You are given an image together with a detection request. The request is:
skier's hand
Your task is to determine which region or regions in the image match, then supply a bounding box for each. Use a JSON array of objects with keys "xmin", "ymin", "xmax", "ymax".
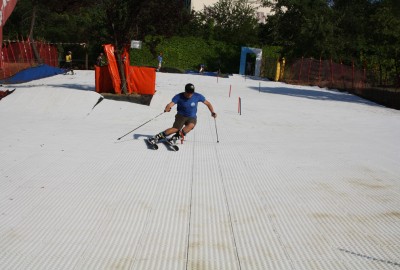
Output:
[
  {"xmin": 164, "ymin": 102, "xmax": 175, "ymax": 112},
  {"xmin": 211, "ymin": 112, "xmax": 217, "ymax": 118}
]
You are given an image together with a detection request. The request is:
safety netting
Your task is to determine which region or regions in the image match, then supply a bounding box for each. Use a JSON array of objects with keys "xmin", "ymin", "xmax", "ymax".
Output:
[{"xmin": 1, "ymin": 39, "xmax": 59, "ymax": 80}]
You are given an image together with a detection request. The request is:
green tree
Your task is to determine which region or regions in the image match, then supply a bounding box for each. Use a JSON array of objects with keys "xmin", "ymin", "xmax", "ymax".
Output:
[
  {"xmin": 203, "ymin": 0, "xmax": 259, "ymax": 46},
  {"xmin": 262, "ymin": 0, "xmax": 335, "ymax": 58},
  {"xmin": 98, "ymin": 0, "xmax": 192, "ymax": 94},
  {"xmin": 4, "ymin": 0, "xmax": 100, "ymax": 66},
  {"xmin": 367, "ymin": 0, "xmax": 400, "ymax": 85},
  {"xmin": 331, "ymin": 0, "xmax": 373, "ymax": 63},
  {"xmin": 131, "ymin": 0, "xmax": 192, "ymax": 40}
]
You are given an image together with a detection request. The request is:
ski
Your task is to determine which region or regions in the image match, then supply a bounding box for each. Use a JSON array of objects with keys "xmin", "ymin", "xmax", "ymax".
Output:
[
  {"xmin": 145, "ymin": 138, "xmax": 159, "ymax": 150},
  {"xmin": 163, "ymin": 140, "xmax": 179, "ymax": 151},
  {"xmin": 145, "ymin": 138, "xmax": 179, "ymax": 151}
]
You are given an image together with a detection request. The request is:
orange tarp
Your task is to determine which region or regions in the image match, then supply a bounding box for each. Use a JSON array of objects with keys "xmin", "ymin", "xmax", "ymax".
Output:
[
  {"xmin": 95, "ymin": 65, "xmax": 114, "ymax": 93},
  {"xmin": 130, "ymin": 66, "xmax": 156, "ymax": 95},
  {"xmin": 123, "ymin": 48, "xmax": 156, "ymax": 95},
  {"xmin": 95, "ymin": 45, "xmax": 156, "ymax": 96},
  {"xmin": 103, "ymin": 44, "xmax": 121, "ymax": 94}
]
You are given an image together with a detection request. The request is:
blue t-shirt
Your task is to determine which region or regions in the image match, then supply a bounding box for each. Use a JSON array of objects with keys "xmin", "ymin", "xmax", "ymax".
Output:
[{"xmin": 172, "ymin": 92, "xmax": 206, "ymax": 118}]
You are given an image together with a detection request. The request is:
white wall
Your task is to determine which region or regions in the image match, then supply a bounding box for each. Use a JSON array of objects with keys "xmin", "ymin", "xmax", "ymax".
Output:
[{"xmin": 190, "ymin": 0, "xmax": 218, "ymax": 11}]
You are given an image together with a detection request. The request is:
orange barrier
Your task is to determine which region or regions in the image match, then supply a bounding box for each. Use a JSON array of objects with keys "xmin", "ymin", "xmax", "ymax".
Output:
[
  {"xmin": 123, "ymin": 48, "xmax": 156, "ymax": 95},
  {"xmin": 95, "ymin": 65, "xmax": 114, "ymax": 93},
  {"xmin": 95, "ymin": 44, "xmax": 156, "ymax": 96},
  {"xmin": 103, "ymin": 44, "xmax": 121, "ymax": 94},
  {"xmin": 127, "ymin": 66, "xmax": 156, "ymax": 95}
]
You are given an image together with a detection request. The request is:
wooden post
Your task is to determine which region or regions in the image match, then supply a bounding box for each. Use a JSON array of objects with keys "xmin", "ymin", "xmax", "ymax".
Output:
[
  {"xmin": 299, "ymin": 56, "xmax": 304, "ymax": 82},
  {"xmin": 352, "ymin": 60, "xmax": 355, "ymax": 90},
  {"xmin": 318, "ymin": 57, "xmax": 322, "ymax": 85}
]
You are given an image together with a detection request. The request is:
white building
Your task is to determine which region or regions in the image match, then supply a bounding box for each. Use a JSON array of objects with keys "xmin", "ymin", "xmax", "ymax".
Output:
[{"xmin": 187, "ymin": 0, "xmax": 274, "ymax": 24}]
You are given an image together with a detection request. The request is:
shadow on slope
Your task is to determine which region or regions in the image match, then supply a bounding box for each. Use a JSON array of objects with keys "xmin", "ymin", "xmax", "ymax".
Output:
[
  {"xmin": 251, "ymin": 85, "xmax": 378, "ymax": 107},
  {"xmin": 47, "ymin": 83, "xmax": 95, "ymax": 91},
  {"xmin": 14, "ymin": 83, "xmax": 95, "ymax": 92},
  {"xmin": 36, "ymin": 83, "xmax": 152, "ymax": 106}
]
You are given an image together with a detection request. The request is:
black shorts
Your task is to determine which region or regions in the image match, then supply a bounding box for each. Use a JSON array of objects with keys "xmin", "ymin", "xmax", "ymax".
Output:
[{"xmin": 172, "ymin": 114, "xmax": 197, "ymax": 130}]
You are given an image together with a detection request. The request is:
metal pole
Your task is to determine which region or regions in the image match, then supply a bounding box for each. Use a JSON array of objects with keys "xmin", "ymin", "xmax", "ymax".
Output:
[
  {"xmin": 116, "ymin": 112, "xmax": 164, "ymax": 140},
  {"xmin": 214, "ymin": 118, "xmax": 219, "ymax": 143}
]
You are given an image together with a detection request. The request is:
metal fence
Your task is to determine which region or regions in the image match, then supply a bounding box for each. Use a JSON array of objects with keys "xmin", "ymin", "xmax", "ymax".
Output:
[{"xmin": 262, "ymin": 56, "xmax": 400, "ymax": 109}]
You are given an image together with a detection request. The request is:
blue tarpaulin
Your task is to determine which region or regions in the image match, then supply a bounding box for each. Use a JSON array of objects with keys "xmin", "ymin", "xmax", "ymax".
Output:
[{"xmin": 0, "ymin": 64, "xmax": 65, "ymax": 84}]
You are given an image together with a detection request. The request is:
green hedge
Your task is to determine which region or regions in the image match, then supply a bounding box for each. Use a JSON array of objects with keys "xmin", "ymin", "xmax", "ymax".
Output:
[
  {"xmin": 130, "ymin": 36, "xmax": 241, "ymax": 74},
  {"xmin": 130, "ymin": 36, "xmax": 282, "ymax": 76},
  {"xmin": 129, "ymin": 45, "xmax": 154, "ymax": 68},
  {"xmin": 261, "ymin": 45, "xmax": 282, "ymax": 79}
]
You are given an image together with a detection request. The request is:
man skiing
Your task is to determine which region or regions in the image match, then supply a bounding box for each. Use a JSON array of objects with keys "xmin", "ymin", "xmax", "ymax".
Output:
[
  {"xmin": 65, "ymin": 51, "xmax": 74, "ymax": 75},
  {"xmin": 149, "ymin": 83, "xmax": 217, "ymax": 146},
  {"xmin": 157, "ymin": 52, "xmax": 163, "ymax": 71}
]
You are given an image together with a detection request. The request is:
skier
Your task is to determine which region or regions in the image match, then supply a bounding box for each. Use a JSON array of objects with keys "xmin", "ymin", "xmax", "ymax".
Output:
[
  {"xmin": 96, "ymin": 53, "xmax": 107, "ymax": 66},
  {"xmin": 199, "ymin": 64, "xmax": 205, "ymax": 73},
  {"xmin": 148, "ymin": 83, "xmax": 217, "ymax": 146},
  {"xmin": 65, "ymin": 51, "xmax": 74, "ymax": 75},
  {"xmin": 157, "ymin": 52, "xmax": 163, "ymax": 71}
]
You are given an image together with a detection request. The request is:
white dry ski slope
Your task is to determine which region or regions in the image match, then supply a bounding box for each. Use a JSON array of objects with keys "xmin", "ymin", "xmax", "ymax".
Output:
[{"xmin": 0, "ymin": 70, "xmax": 400, "ymax": 270}]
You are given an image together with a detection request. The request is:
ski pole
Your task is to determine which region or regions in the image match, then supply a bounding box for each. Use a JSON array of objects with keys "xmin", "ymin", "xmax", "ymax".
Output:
[
  {"xmin": 214, "ymin": 118, "xmax": 219, "ymax": 143},
  {"xmin": 117, "ymin": 112, "xmax": 165, "ymax": 140}
]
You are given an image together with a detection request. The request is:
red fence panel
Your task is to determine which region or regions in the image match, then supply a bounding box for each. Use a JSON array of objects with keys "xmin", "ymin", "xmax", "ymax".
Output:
[
  {"xmin": 274, "ymin": 56, "xmax": 399, "ymax": 109},
  {"xmin": 0, "ymin": 40, "xmax": 59, "ymax": 80},
  {"xmin": 281, "ymin": 57, "xmax": 368, "ymax": 92}
]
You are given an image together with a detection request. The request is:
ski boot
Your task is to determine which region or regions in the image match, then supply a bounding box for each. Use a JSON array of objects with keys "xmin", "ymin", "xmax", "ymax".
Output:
[
  {"xmin": 147, "ymin": 132, "xmax": 166, "ymax": 149},
  {"xmin": 168, "ymin": 130, "xmax": 184, "ymax": 145}
]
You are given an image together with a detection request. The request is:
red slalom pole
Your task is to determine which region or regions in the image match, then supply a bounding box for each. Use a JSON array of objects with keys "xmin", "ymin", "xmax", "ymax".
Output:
[
  {"xmin": 238, "ymin": 97, "xmax": 241, "ymax": 115},
  {"xmin": 229, "ymin": 85, "xmax": 232, "ymax": 97}
]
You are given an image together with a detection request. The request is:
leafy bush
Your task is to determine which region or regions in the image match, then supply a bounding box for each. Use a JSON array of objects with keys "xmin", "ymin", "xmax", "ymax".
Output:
[
  {"xmin": 261, "ymin": 45, "xmax": 281, "ymax": 79},
  {"xmin": 130, "ymin": 36, "xmax": 241, "ymax": 74},
  {"xmin": 130, "ymin": 45, "xmax": 155, "ymax": 67}
]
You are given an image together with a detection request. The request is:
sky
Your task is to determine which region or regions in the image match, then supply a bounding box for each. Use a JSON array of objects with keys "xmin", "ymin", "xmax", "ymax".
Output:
[{"xmin": 0, "ymin": 70, "xmax": 400, "ymax": 269}]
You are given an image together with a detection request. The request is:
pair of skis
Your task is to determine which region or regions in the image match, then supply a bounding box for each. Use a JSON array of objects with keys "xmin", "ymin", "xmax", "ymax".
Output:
[{"xmin": 146, "ymin": 138, "xmax": 179, "ymax": 151}]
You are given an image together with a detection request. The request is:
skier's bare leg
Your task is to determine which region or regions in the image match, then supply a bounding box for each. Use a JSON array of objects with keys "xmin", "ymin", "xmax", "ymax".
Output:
[
  {"xmin": 164, "ymin": 127, "xmax": 179, "ymax": 136},
  {"xmin": 182, "ymin": 123, "xmax": 195, "ymax": 135}
]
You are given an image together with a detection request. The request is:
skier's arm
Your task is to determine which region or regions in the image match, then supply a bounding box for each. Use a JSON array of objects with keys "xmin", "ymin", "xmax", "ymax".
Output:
[
  {"xmin": 164, "ymin": 101, "xmax": 175, "ymax": 112},
  {"xmin": 204, "ymin": 100, "xmax": 217, "ymax": 118}
]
